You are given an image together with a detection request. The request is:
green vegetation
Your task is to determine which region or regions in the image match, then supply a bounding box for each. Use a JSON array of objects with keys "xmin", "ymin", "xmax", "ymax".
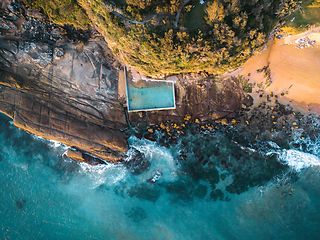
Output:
[
  {"xmin": 239, "ymin": 76, "xmax": 255, "ymax": 93},
  {"xmin": 309, "ymin": 0, "xmax": 320, "ymax": 7},
  {"xmin": 24, "ymin": 0, "xmax": 299, "ymax": 76},
  {"xmin": 283, "ymin": 0, "xmax": 320, "ymax": 34},
  {"xmin": 78, "ymin": 0, "xmax": 298, "ymax": 76},
  {"xmin": 23, "ymin": 0, "xmax": 91, "ymax": 29}
]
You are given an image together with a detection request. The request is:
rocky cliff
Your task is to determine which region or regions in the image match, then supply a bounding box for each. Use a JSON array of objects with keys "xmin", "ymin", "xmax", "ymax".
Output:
[
  {"xmin": 0, "ymin": 1, "xmax": 129, "ymax": 162},
  {"xmin": 0, "ymin": 1, "xmax": 252, "ymax": 164}
]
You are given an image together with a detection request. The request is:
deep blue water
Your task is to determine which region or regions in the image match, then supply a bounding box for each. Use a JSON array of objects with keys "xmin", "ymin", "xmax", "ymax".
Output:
[{"xmin": 1, "ymin": 113, "xmax": 320, "ymax": 240}]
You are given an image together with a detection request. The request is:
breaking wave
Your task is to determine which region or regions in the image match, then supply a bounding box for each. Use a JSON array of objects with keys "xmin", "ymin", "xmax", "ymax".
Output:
[{"xmin": 280, "ymin": 149, "xmax": 320, "ymax": 171}]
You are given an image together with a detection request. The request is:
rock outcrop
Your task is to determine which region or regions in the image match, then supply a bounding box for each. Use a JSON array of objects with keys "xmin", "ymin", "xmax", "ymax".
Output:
[
  {"xmin": 127, "ymin": 73, "xmax": 249, "ymax": 127},
  {"xmin": 0, "ymin": 1, "xmax": 250, "ymax": 163},
  {"xmin": 0, "ymin": 2, "xmax": 129, "ymax": 162}
]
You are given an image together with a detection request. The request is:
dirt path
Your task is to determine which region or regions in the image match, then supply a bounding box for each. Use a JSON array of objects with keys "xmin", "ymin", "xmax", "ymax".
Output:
[{"xmin": 174, "ymin": 0, "xmax": 191, "ymax": 28}]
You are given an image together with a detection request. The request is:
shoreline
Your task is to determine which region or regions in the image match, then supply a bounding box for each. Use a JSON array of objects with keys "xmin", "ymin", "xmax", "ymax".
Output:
[
  {"xmin": 237, "ymin": 27, "xmax": 320, "ymax": 116},
  {"xmin": 1, "ymin": 1, "xmax": 320, "ymax": 164}
]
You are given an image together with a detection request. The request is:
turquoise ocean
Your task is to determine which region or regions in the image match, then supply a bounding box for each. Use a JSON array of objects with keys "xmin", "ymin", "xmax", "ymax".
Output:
[{"xmin": 1, "ymin": 113, "xmax": 320, "ymax": 240}]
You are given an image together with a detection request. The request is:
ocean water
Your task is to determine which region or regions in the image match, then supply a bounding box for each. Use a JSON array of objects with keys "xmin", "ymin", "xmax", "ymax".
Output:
[{"xmin": 1, "ymin": 113, "xmax": 320, "ymax": 240}]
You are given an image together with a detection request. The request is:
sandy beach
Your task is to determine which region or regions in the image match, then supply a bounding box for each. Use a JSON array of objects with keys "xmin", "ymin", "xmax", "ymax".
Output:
[{"xmin": 238, "ymin": 27, "xmax": 320, "ymax": 114}]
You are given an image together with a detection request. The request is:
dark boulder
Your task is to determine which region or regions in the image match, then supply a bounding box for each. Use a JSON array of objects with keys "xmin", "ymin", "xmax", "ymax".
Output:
[{"xmin": 124, "ymin": 148, "xmax": 150, "ymax": 175}]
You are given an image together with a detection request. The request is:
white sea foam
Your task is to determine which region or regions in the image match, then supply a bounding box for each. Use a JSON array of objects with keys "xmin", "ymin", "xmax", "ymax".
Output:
[
  {"xmin": 31, "ymin": 133, "xmax": 45, "ymax": 140},
  {"xmin": 48, "ymin": 139, "xmax": 63, "ymax": 148},
  {"xmin": 29, "ymin": 133, "xmax": 68, "ymax": 149},
  {"xmin": 268, "ymin": 141, "xmax": 280, "ymax": 149},
  {"xmin": 78, "ymin": 162, "xmax": 128, "ymax": 188},
  {"xmin": 280, "ymin": 149, "xmax": 320, "ymax": 171},
  {"xmin": 66, "ymin": 135, "xmax": 180, "ymax": 189},
  {"xmin": 127, "ymin": 136, "xmax": 179, "ymax": 182},
  {"xmin": 78, "ymin": 161, "xmax": 114, "ymax": 174}
]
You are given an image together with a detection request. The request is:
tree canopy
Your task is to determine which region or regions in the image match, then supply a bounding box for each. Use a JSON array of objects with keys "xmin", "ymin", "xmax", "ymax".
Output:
[{"xmin": 24, "ymin": 0, "xmax": 299, "ymax": 77}]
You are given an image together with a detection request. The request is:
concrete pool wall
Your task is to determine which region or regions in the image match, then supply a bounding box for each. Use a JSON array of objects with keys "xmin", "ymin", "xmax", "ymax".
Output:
[{"xmin": 125, "ymin": 68, "xmax": 176, "ymax": 112}]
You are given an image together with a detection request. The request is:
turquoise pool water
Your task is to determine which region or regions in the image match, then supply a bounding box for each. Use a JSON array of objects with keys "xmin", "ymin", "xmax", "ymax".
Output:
[{"xmin": 126, "ymin": 80, "xmax": 175, "ymax": 111}]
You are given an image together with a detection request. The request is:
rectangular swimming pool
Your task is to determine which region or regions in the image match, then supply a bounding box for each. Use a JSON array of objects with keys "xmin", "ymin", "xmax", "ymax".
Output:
[{"xmin": 126, "ymin": 79, "xmax": 176, "ymax": 112}]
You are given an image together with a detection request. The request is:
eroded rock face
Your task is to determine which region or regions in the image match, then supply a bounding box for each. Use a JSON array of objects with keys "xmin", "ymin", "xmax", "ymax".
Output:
[{"xmin": 0, "ymin": 2, "xmax": 129, "ymax": 162}]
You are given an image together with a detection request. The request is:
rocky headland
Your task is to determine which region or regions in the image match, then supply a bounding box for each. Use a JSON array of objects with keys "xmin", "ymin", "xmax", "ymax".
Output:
[
  {"xmin": 0, "ymin": 1, "xmax": 129, "ymax": 163},
  {"xmin": 1, "ymin": 1, "xmax": 320, "ymax": 167},
  {"xmin": 0, "ymin": 1, "xmax": 251, "ymax": 163}
]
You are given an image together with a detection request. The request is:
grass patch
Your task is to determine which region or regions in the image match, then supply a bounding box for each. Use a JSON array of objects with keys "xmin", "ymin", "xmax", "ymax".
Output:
[
  {"xmin": 239, "ymin": 75, "xmax": 255, "ymax": 94},
  {"xmin": 184, "ymin": 2, "xmax": 206, "ymax": 32},
  {"xmin": 284, "ymin": 0, "xmax": 320, "ymax": 33}
]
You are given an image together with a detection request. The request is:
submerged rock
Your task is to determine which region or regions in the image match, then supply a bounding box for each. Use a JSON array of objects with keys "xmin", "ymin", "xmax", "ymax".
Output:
[
  {"xmin": 210, "ymin": 189, "xmax": 224, "ymax": 201},
  {"xmin": 128, "ymin": 183, "xmax": 161, "ymax": 203},
  {"xmin": 194, "ymin": 184, "xmax": 208, "ymax": 199},
  {"xmin": 125, "ymin": 207, "xmax": 147, "ymax": 222},
  {"xmin": 124, "ymin": 148, "xmax": 150, "ymax": 175},
  {"xmin": 15, "ymin": 199, "xmax": 26, "ymax": 209}
]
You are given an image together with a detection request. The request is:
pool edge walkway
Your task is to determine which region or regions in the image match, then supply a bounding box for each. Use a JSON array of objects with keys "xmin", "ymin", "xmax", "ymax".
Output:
[{"xmin": 124, "ymin": 66, "xmax": 176, "ymax": 112}]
